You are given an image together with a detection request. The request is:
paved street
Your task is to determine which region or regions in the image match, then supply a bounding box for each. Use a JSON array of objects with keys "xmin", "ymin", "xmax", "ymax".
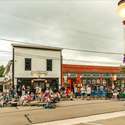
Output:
[{"xmin": 0, "ymin": 100, "xmax": 125, "ymax": 125}]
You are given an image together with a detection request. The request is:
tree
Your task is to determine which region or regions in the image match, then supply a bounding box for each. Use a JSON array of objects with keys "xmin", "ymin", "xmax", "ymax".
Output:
[{"xmin": 0, "ymin": 65, "xmax": 5, "ymax": 77}]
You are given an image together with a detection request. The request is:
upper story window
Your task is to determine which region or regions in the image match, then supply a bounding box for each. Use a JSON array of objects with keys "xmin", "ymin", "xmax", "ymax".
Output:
[
  {"xmin": 46, "ymin": 59, "xmax": 52, "ymax": 71},
  {"xmin": 25, "ymin": 58, "xmax": 31, "ymax": 71}
]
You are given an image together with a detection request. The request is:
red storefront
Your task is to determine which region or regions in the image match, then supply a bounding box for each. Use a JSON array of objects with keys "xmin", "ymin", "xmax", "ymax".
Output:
[{"xmin": 62, "ymin": 64, "xmax": 124, "ymax": 91}]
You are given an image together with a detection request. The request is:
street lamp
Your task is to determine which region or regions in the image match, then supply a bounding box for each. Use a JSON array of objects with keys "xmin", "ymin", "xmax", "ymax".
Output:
[
  {"xmin": 117, "ymin": 0, "xmax": 125, "ymax": 18},
  {"xmin": 117, "ymin": 0, "xmax": 125, "ymax": 70}
]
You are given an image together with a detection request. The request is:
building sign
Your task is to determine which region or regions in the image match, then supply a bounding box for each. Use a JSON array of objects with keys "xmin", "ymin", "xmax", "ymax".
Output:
[{"xmin": 31, "ymin": 71, "xmax": 48, "ymax": 77}]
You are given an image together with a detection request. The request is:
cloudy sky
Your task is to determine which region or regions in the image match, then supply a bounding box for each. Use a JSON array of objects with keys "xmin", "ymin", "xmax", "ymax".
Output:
[{"xmin": 0, "ymin": 0, "xmax": 124, "ymax": 66}]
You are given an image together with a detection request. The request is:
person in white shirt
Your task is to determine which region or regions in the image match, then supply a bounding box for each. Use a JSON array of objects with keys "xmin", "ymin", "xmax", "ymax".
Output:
[
  {"xmin": 81, "ymin": 85, "xmax": 86, "ymax": 99},
  {"xmin": 86, "ymin": 85, "xmax": 91, "ymax": 100}
]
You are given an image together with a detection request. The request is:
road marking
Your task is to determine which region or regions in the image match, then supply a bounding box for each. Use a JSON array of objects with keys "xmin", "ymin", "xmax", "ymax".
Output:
[{"xmin": 33, "ymin": 111, "xmax": 125, "ymax": 125}]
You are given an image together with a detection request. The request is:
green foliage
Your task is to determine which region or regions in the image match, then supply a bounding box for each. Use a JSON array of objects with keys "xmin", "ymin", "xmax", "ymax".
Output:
[{"xmin": 0, "ymin": 65, "xmax": 5, "ymax": 77}]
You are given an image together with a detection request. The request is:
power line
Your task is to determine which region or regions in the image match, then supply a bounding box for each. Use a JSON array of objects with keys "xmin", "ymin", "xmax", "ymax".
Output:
[
  {"xmin": 0, "ymin": 52, "xmax": 121, "ymax": 66},
  {"xmin": 0, "ymin": 38, "xmax": 123, "ymax": 55},
  {"xmin": 0, "ymin": 55, "xmax": 121, "ymax": 66},
  {"xmin": 63, "ymin": 48, "xmax": 123, "ymax": 55},
  {"xmin": 0, "ymin": 49, "xmax": 121, "ymax": 65},
  {"xmin": 0, "ymin": 50, "xmax": 11, "ymax": 53}
]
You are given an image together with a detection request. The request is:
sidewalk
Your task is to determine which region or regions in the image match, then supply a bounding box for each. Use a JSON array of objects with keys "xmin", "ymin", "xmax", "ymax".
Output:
[
  {"xmin": 57, "ymin": 99, "xmax": 111, "ymax": 107},
  {"xmin": 0, "ymin": 99, "xmax": 113, "ymax": 114}
]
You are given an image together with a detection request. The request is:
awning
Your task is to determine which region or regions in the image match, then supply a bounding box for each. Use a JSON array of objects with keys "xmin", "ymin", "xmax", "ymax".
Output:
[{"xmin": 32, "ymin": 79, "xmax": 46, "ymax": 82}]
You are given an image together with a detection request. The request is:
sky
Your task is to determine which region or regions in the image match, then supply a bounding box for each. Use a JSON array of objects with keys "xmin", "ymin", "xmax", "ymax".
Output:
[{"xmin": 0, "ymin": 0, "xmax": 124, "ymax": 66}]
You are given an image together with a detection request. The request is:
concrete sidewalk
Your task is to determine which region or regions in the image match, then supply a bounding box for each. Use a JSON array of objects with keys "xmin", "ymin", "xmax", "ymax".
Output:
[
  {"xmin": 0, "ymin": 99, "xmax": 111, "ymax": 114},
  {"xmin": 57, "ymin": 99, "xmax": 111, "ymax": 107}
]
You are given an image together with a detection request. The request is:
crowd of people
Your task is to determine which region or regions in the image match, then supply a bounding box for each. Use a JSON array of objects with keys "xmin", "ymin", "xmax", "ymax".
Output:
[
  {"xmin": 0, "ymin": 83, "xmax": 125, "ymax": 108},
  {"xmin": 0, "ymin": 85, "xmax": 61, "ymax": 108},
  {"xmin": 60, "ymin": 83, "xmax": 125, "ymax": 100}
]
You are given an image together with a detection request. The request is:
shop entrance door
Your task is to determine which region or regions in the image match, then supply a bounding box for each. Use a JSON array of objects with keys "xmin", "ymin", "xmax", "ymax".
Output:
[{"xmin": 32, "ymin": 79, "xmax": 46, "ymax": 92}]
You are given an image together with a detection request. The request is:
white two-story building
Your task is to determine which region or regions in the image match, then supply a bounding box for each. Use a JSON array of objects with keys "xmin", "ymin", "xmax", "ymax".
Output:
[{"xmin": 12, "ymin": 44, "xmax": 62, "ymax": 92}]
